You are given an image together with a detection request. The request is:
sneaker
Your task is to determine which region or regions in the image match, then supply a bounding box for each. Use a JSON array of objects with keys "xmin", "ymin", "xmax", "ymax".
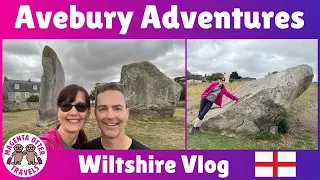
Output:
[
  {"xmin": 195, "ymin": 127, "xmax": 201, "ymax": 133},
  {"xmin": 189, "ymin": 127, "xmax": 197, "ymax": 135}
]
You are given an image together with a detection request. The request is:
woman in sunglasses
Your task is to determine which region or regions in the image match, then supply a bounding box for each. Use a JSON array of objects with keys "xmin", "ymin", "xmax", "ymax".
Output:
[
  {"xmin": 189, "ymin": 76, "xmax": 239, "ymax": 135},
  {"xmin": 39, "ymin": 84, "xmax": 91, "ymax": 150}
]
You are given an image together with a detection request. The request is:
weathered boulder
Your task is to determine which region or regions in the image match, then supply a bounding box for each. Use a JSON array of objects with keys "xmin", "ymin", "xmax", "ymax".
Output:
[
  {"xmin": 37, "ymin": 45, "xmax": 65, "ymax": 127},
  {"xmin": 119, "ymin": 61, "xmax": 182, "ymax": 118},
  {"xmin": 200, "ymin": 64, "xmax": 314, "ymax": 133}
]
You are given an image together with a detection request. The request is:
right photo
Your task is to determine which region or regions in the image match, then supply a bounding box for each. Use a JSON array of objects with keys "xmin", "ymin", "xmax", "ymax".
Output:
[{"xmin": 187, "ymin": 39, "xmax": 318, "ymax": 150}]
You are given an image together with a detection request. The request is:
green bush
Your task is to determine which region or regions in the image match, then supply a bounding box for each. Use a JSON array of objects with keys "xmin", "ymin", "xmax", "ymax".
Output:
[
  {"xmin": 174, "ymin": 76, "xmax": 185, "ymax": 101},
  {"xmin": 249, "ymin": 132, "xmax": 281, "ymax": 141},
  {"xmin": 27, "ymin": 94, "xmax": 39, "ymax": 102},
  {"xmin": 179, "ymin": 83, "xmax": 185, "ymax": 101},
  {"xmin": 278, "ymin": 119, "xmax": 289, "ymax": 134}
]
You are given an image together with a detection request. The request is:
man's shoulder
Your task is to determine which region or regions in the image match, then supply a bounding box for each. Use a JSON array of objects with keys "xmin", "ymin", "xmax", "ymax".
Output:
[
  {"xmin": 80, "ymin": 137, "xmax": 103, "ymax": 149},
  {"xmin": 130, "ymin": 139, "xmax": 151, "ymax": 150}
]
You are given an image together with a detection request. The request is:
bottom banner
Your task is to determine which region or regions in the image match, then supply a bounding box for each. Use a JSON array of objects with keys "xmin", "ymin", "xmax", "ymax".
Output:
[{"xmin": 1, "ymin": 150, "xmax": 319, "ymax": 179}]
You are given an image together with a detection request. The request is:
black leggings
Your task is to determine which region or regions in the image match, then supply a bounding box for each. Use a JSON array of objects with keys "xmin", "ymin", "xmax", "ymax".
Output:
[{"xmin": 198, "ymin": 98, "xmax": 214, "ymax": 120}]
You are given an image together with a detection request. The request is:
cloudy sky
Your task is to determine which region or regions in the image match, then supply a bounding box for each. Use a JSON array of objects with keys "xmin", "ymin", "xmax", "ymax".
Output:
[
  {"xmin": 3, "ymin": 39, "xmax": 185, "ymax": 91},
  {"xmin": 188, "ymin": 39, "xmax": 318, "ymax": 82}
]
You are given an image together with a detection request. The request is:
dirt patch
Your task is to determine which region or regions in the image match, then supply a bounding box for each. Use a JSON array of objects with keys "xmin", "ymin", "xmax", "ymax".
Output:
[
  {"xmin": 286, "ymin": 104, "xmax": 318, "ymax": 148},
  {"xmin": 296, "ymin": 105, "xmax": 318, "ymax": 138},
  {"xmin": 187, "ymin": 107, "xmax": 197, "ymax": 124}
]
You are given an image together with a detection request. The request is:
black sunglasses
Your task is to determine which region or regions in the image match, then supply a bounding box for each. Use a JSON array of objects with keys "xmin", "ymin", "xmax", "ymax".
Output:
[{"xmin": 58, "ymin": 102, "xmax": 88, "ymax": 112}]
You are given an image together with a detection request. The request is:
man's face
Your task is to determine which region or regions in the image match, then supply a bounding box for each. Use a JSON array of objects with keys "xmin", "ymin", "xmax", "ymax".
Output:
[{"xmin": 95, "ymin": 90, "xmax": 129, "ymax": 139}]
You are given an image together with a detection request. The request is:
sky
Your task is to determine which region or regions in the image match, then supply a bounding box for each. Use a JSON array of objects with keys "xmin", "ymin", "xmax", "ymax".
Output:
[
  {"xmin": 3, "ymin": 39, "xmax": 185, "ymax": 91},
  {"xmin": 187, "ymin": 39, "xmax": 318, "ymax": 82}
]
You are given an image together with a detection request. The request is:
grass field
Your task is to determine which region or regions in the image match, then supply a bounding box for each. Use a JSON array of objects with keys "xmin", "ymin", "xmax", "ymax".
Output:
[
  {"xmin": 2, "ymin": 107, "xmax": 185, "ymax": 150},
  {"xmin": 187, "ymin": 81, "xmax": 318, "ymax": 150}
]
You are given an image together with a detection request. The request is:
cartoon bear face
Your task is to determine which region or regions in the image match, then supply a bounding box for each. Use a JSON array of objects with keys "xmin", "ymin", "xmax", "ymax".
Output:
[
  {"xmin": 13, "ymin": 144, "xmax": 24, "ymax": 152},
  {"xmin": 25, "ymin": 144, "xmax": 36, "ymax": 152}
]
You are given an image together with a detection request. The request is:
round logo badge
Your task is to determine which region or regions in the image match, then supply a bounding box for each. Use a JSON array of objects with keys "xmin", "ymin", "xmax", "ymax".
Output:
[{"xmin": 2, "ymin": 133, "xmax": 47, "ymax": 178}]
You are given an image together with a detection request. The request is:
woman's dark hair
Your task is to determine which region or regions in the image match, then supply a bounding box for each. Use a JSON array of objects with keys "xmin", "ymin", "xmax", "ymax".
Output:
[{"xmin": 56, "ymin": 84, "xmax": 91, "ymax": 149}]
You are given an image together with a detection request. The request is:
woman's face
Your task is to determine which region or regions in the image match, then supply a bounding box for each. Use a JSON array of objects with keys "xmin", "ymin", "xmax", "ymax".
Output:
[
  {"xmin": 57, "ymin": 91, "xmax": 89, "ymax": 133},
  {"xmin": 219, "ymin": 78, "xmax": 225, "ymax": 85}
]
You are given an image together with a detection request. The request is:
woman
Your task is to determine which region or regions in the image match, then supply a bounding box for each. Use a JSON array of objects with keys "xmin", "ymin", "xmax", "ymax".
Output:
[
  {"xmin": 39, "ymin": 84, "xmax": 91, "ymax": 150},
  {"xmin": 189, "ymin": 76, "xmax": 239, "ymax": 135}
]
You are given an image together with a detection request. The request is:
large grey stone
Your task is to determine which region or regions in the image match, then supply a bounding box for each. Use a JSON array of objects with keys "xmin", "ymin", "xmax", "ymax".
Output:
[
  {"xmin": 37, "ymin": 46, "xmax": 65, "ymax": 127},
  {"xmin": 200, "ymin": 64, "xmax": 314, "ymax": 133},
  {"xmin": 119, "ymin": 61, "xmax": 182, "ymax": 118}
]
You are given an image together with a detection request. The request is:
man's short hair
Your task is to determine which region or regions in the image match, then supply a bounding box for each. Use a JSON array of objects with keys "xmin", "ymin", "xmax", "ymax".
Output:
[{"xmin": 95, "ymin": 82, "xmax": 127, "ymax": 108}]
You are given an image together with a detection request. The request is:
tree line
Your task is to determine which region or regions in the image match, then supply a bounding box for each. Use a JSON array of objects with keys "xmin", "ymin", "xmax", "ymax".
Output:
[
  {"xmin": 187, "ymin": 70, "xmax": 242, "ymax": 82},
  {"xmin": 187, "ymin": 70, "xmax": 278, "ymax": 82},
  {"xmin": 88, "ymin": 70, "xmax": 278, "ymax": 103}
]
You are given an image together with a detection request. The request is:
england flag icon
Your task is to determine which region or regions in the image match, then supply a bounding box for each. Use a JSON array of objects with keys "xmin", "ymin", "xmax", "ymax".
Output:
[{"xmin": 255, "ymin": 151, "xmax": 296, "ymax": 177}]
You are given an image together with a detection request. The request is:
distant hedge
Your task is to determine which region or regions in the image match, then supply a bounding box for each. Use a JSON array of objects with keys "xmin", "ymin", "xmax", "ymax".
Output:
[{"xmin": 27, "ymin": 94, "xmax": 39, "ymax": 102}]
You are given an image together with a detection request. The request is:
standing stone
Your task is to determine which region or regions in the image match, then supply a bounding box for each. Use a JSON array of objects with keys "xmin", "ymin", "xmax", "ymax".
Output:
[
  {"xmin": 120, "ymin": 61, "xmax": 182, "ymax": 118},
  {"xmin": 199, "ymin": 64, "xmax": 314, "ymax": 134},
  {"xmin": 37, "ymin": 46, "xmax": 65, "ymax": 127}
]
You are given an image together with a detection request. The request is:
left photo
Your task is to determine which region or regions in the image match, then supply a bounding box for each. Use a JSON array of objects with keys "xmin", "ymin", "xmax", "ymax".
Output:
[{"xmin": 2, "ymin": 39, "xmax": 186, "ymax": 150}]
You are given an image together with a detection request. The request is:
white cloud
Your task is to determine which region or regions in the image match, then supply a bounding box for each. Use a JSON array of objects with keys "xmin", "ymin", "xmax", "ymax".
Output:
[
  {"xmin": 188, "ymin": 39, "xmax": 318, "ymax": 81},
  {"xmin": 3, "ymin": 39, "xmax": 185, "ymax": 91}
]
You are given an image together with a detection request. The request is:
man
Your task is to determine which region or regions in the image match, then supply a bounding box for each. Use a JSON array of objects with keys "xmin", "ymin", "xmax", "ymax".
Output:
[{"xmin": 81, "ymin": 82, "xmax": 150, "ymax": 150}]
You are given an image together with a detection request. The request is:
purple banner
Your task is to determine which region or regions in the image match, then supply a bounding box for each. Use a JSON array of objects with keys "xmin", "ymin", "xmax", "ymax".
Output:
[{"xmin": 0, "ymin": 150, "xmax": 319, "ymax": 179}]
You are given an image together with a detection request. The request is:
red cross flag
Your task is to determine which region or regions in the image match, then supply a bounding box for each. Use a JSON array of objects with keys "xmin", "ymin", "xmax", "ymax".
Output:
[{"xmin": 255, "ymin": 151, "xmax": 296, "ymax": 177}]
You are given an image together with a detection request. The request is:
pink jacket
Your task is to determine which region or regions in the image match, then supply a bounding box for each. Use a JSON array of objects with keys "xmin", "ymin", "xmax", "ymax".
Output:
[
  {"xmin": 201, "ymin": 81, "xmax": 239, "ymax": 107},
  {"xmin": 38, "ymin": 128, "xmax": 65, "ymax": 150}
]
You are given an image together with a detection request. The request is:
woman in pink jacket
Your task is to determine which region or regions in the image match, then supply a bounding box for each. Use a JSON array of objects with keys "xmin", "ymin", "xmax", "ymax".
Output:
[
  {"xmin": 38, "ymin": 84, "xmax": 91, "ymax": 150},
  {"xmin": 189, "ymin": 76, "xmax": 239, "ymax": 135}
]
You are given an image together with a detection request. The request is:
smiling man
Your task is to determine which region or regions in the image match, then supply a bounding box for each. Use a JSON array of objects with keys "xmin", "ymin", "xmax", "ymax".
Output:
[{"xmin": 81, "ymin": 82, "xmax": 150, "ymax": 150}]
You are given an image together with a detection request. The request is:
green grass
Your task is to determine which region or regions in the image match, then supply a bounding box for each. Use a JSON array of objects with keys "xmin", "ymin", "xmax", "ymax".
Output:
[
  {"xmin": 187, "ymin": 124, "xmax": 316, "ymax": 150},
  {"xmin": 187, "ymin": 126, "xmax": 288, "ymax": 150},
  {"xmin": 188, "ymin": 83, "xmax": 318, "ymax": 150},
  {"xmin": 248, "ymin": 132, "xmax": 281, "ymax": 141},
  {"xmin": 2, "ymin": 107, "xmax": 185, "ymax": 150},
  {"xmin": 290, "ymin": 82, "xmax": 318, "ymax": 115}
]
